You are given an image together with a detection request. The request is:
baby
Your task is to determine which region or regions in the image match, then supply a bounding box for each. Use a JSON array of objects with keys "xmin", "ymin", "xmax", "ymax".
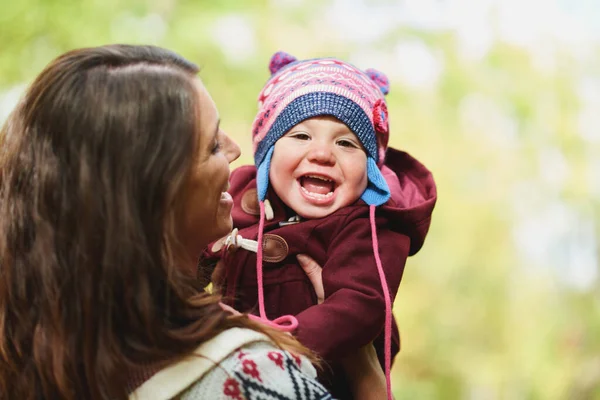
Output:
[{"xmin": 204, "ymin": 51, "xmax": 437, "ymax": 399}]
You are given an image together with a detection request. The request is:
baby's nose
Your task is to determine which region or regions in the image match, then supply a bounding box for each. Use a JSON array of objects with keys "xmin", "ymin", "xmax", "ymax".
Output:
[{"xmin": 307, "ymin": 142, "xmax": 335, "ymax": 165}]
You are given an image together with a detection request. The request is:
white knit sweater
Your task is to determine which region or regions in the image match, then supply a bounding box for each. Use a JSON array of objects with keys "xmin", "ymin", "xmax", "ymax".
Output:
[
  {"xmin": 181, "ymin": 341, "xmax": 333, "ymax": 399},
  {"xmin": 129, "ymin": 328, "xmax": 333, "ymax": 400}
]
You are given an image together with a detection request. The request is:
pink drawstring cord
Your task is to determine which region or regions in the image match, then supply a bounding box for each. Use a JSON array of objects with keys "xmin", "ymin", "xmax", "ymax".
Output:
[
  {"xmin": 248, "ymin": 314, "xmax": 298, "ymax": 331},
  {"xmin": 370, "ymin": 205, "xmax": 393, "ymax": 400},
  {"xmin": 254, "ymin": 201, "xmax": 299, "ymax": 332}
]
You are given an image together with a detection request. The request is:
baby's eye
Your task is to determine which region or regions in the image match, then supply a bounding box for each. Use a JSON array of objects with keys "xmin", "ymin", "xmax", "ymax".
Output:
[
  {"xmin": 337, "ymin": 139, "xmax": 359, "ymax": 148},
  {"xmin": 290, "ymin": 132, "xmax": 310, "ymax": 141}
]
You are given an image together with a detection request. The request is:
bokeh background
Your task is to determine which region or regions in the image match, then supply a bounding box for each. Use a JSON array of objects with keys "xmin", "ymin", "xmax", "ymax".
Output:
[{"xmin": 1, "ymin": 0, "xmax": 599, "ymax": 398}]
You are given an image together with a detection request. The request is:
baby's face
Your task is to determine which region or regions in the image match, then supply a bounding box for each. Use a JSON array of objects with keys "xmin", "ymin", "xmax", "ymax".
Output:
[{"xmin": 269, "ymin": 116, "xmax": 368, "ymax": 219}]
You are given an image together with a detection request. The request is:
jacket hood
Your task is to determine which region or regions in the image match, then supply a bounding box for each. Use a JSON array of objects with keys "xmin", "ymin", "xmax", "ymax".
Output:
[{"xmin": 379, "ymin": 147, "xmax": 437, "ymax": 256}]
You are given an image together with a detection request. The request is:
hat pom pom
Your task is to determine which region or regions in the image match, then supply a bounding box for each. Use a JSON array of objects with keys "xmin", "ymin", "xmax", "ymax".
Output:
[
  {"xmin": 269, "ymin": 51, "xmax": 297, "ymax": 75},
  {"xmin": 365, "ymin": 68, "xmax": 389, "ymax": 95}
]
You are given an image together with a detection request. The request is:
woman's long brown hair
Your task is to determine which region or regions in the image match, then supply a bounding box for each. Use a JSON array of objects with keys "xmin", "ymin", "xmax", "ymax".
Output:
[{"xmin": 0, "ymin": 45, "xmax": 310, "ymax": 400}]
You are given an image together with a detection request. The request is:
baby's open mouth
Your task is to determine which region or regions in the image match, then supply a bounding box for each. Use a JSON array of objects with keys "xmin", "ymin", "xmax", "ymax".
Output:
[{"xmin": 299, "ymin": 175, "xmax": 335, "ymax": 199}]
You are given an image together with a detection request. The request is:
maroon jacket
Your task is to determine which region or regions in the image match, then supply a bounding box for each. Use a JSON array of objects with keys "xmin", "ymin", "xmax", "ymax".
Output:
[{"xmin": 205, "ymin": 147, "xmax": 436, "ymax": 398}]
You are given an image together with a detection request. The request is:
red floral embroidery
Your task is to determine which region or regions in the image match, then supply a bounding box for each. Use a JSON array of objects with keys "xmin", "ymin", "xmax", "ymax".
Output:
[
  {"xmin": 292, "ymin": 353, "xmax": 302, "ymax": 367},
  {"xmin": 268, "ymin": 351, "xmax": 284, "ymax": 369},
  {"xmin": 223, "ymin": 377, "xmax": 244, "ymax": 399},
  {"xmin": 237, "ymin": 350, "xmax": 247, "ymax": 360},
  {"xmin": 242, "ymin": 359, "xmax": 262, "ymax": 382}
]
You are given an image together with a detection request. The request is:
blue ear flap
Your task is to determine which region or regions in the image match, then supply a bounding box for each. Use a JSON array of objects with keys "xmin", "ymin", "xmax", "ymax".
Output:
[
  {"xmin": 269, "ymin": 51, "xmax": 298, "ymax": 75},
  {"xmin": 361, "ymin": 157, "xmax": 391, "ymax": 206},
  {"xmin": 256, "ymin": 147, "xmax": 275, "ymax": 201},
  {"xmin": 365, "ymin": 68, "xmax": 390, "ymax": 95}
]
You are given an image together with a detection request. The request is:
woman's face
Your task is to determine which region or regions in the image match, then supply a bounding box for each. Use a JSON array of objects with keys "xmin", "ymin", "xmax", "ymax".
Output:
[{"xmin": 178, "ymin": 79, "xmax": 241, "ymax": 259}]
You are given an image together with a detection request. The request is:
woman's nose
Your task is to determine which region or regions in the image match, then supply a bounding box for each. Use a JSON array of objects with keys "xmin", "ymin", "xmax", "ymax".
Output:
[
  {"xmin": 222, "ymin": 132, "xmax": 241, "ymax": 163},
  {"xmin": 307, "ymin": 141, "xmax": 335, "ymax": 165}
]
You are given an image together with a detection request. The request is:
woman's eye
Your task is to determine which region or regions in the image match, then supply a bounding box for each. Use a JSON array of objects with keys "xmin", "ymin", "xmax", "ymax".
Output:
[{"xmin": 212, "ymin": 140, "xmax": 222, "ymax": 154}]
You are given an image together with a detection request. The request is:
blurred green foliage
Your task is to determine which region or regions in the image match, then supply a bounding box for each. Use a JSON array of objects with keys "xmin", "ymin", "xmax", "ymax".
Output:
[{"xmin": 1, "ymin": 0, "xmax": 599, "ymax": 398}]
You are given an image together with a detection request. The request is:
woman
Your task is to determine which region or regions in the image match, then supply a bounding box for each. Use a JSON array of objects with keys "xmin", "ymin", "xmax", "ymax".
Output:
[{"xmin": 0, "ymin": 45, "xmax": 384, "ymax": 399}]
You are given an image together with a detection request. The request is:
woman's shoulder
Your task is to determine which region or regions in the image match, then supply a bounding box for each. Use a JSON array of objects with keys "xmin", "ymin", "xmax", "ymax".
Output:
[{"xmin": 181, "ymin": 341, "xmax": 333, "ymax": 400}]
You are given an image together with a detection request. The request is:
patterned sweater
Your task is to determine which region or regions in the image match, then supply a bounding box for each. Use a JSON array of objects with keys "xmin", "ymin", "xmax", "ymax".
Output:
[
  {"xmin": 129, "ymin": 328, "xmax": 333, "ymax": 400},
  {"xmin": 180, "ymin": 342, "xmax": 333, "ymax": 400}
]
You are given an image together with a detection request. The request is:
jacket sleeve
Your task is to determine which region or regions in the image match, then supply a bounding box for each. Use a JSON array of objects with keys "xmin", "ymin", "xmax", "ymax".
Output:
[{"xmin": 294, "ymin": 212, "xmax": 410, "ymax": 361}]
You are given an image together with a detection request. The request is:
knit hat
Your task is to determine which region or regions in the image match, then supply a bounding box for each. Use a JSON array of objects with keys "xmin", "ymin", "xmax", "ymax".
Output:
[
  {"xmin": 246, "ymin": 51, "xmax": 396, "ymax": 400},
  {"xmin": 251, "ymin": 51, "xmax": 392, "ymax": 207}
]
